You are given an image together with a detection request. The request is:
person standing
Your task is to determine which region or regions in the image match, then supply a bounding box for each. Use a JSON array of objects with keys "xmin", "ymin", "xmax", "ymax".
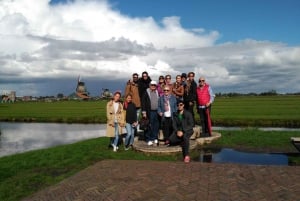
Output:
[
  {"xmin": 106, "ymin": 91, "xmax": 125, "ymax": 152},
  {"xmin": 172, "ymin": 75, "xmax": 184, "ymax": 102},
  {"xmin": 123, "ymin": 94, "xmax": 138, "ymax": 150},
  {"xmin": 124, "ymin": 73, "xmax": 141, "ymax": 115},
  {"xmin": 196, "ymin": 76, "xmax": 215, "ymax": 137},
  {"xmin": 168, "ymin": 100, "xmax": 194, "ymax": 163},
  {"xmin": 158, "ymin": 85, "xmax": 177, "ymax": 144},
  {"xmin": 138, "ymin": 71, "xmax": 152, "ymax": 102},
  {"xmin": 183, "ymin": 72, "xmax": 197, "ymax": 126},
  {"xmin": 141, "ymin": 80, "xmax": 160, "ymax": 146},
  {"xmin": 157, "ymin": 75, "xmax": 166, "ymax": 97}
]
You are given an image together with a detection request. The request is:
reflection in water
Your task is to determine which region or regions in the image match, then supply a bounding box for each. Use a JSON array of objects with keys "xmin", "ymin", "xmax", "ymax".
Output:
[
  {"xmin": 0, "ymin": 122, "xmax": 106, "ymax": 157},
  {"xmin": 198, "ymin": 148, "xmax": 289, "ymax": 166}
]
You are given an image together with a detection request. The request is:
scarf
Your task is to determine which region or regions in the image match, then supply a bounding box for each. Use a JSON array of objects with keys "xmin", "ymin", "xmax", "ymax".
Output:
[{"xmin": 164, "ymin": 95, "xmax": 170, "ymax": 111}]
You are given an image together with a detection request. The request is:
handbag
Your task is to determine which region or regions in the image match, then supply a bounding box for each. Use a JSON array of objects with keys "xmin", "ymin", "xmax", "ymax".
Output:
[{"xmin": 139, "ymin": 117, "xmax": 150, "ymax": 131}]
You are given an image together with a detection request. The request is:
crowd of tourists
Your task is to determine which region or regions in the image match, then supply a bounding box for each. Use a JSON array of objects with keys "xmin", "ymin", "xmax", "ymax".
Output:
[{"xmin": 106, "ymin": 71, "xmax": 214, "ymax": 163}]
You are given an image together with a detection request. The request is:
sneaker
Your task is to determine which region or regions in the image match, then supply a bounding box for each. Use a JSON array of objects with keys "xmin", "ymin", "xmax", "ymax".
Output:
[
  {"xmin": 124, "ymin": 146, "xmax": 130, "ymax": 151},
  {"xmin": 164, "ymin": 140, "xmax": 170, "ymax": 146},
  {"xmin": 184, "ymin": 155, "xmax": 190, "ymax": 163},
  {"xmin": 154, "ymin": 139, "xmax": 158, "ymax": 144},
  {"xmin": 112, "ymin": 144, "xmax": 117, "ymax": 152},
  {"xmin": 147, "ymin": 141, "xmax": 153, "ymax": 146}
]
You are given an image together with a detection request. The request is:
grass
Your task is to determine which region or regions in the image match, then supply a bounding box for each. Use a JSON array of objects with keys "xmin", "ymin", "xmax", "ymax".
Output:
[{"xmin": 1, "ymin": 95, "xmax": 300, "ymax": 127}]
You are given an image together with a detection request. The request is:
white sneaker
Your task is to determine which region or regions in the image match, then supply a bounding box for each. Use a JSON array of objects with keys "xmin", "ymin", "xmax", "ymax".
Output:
[
  {"xmin": 112, "ymin": 144, "xmax": 117, "ymax": 152},
  {"xmin": 154, "ymin": 139, "xmax": 158, "ymax": 144},
  {"xmin": 147, "ymin": 141, "xmax": 153, "ymax": 146}
]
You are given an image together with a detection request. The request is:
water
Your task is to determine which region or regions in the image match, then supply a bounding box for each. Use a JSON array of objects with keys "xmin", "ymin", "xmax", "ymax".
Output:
[
  {"xmin": 198, "ymin": 148, "xmax": 289, "ymax": 166},
  {"xmin": 0, "ymin": 122, "xmax": 106, "ymax": 157}
]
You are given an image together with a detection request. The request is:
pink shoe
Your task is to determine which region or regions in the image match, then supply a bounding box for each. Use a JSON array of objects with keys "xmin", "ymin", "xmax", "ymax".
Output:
[{"xmin": 184, "ymin": 155, "xmax": 190, "ymax": 163}]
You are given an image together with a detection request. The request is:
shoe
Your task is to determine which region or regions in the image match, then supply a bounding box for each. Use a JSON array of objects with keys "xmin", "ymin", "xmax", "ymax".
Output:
[
  {"xmin": 124, "ymin": 145, "xmax": 130, "ymax": 151},
  {"xmin": 147, "ymin": 141, "xmax": 153, "ymax": 146},
  {"xmin": 112, "ymin": 144, "xmax": 117, "ymax": 152},
  {"xmin": 154, "ymin": 139, "xmax": 158, "ymax": 144},
  {"xmin": 164, "ymin": 140, "xmax": 170, "ymax": 146},
  {"xmin": 184, "ymin": 155, "xmax": 190, "ymax": 163}
]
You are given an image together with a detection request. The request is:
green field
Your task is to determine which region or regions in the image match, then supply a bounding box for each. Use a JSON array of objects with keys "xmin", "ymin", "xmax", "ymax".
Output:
[{"xmin": 1, "ymin": 95, "xmax": 300, "ymax": 127}]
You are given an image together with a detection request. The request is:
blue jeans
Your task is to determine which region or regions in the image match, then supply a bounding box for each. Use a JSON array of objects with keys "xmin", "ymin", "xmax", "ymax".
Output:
[
  {"xmin": 112, "ymin": 122, "xmax": 119, "ymax": 146},
  {"xmin": 125, "ymin": 123, "xmax": 135, "ymax": 146},
  {"xmin": 145, "ymin": 110, "xmax": 159, "ymax": 142}
]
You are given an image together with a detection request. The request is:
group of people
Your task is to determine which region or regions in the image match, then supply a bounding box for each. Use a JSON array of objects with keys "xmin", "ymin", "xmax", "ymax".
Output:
[{"xmin": 106, "ymin": 71, "xmax": 214, "ymax": 163}]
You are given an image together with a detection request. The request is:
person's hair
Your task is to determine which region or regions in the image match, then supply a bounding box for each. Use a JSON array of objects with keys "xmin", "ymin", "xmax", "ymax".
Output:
[
  {"xmin": 188, "ymin": 72, "xmax": 195, "ymax": 77},
  {"xmin": 113, "ymin": 91, "xmax": 121, "ymax": 97},
  {"xmin": 142, "ymin": 71, "xmax": 148, "ymax": 76},
  {"xmin": 125, "ymin": 93, "xmax": 132, "ymax": 98},
  {"xmin": 132, "ymin": 73, "xmax": 138, "ymax": 77}
]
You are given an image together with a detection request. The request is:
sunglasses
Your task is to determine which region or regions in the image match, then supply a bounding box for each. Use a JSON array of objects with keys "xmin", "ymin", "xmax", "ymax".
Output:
[
  {"xmin": 133, "ymin": 76, "xmax": 138, "ymax": 79},
  {"xmin": 150, "ymin": 84, "xmax": 156, "ymax": 86},
  {"xmin": 199, "ymin": 80, "xmax": 205, "ymax": 82},
  {"xmin": 177, "ymin": 103, "xmax": 184, "ymax": 106},
  {"xmin": 164, "ymin": 89, "xmax": 170, "ymax": 92}
]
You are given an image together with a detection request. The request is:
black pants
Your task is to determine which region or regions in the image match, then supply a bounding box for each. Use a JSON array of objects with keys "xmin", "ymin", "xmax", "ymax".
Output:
[
  {"xmin": 198, "ymin": 106, "xmax": 211, "ymax": 136},
  {"xmin": 169, "ymin": 130, "xmax": 193, "ymax": 157},
  {"xmin": 162, "ymin": 117, "xmax": 173, "ymax": 141}
]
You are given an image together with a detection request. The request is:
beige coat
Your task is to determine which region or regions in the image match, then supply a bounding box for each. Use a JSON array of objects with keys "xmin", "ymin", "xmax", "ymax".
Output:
[{"xmin": 106, "ymin": 100, "xmax": 125, "ymax": 137}]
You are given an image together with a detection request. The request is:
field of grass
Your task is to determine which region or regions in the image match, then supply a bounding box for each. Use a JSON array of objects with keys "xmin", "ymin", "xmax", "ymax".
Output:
[
  {"xmin": 1, "ymin": 95, "xmax": 300, "ymax": 127},
  {"xmin": 210, "ymin": 95, "xmax": 300, "ymax": 127}
]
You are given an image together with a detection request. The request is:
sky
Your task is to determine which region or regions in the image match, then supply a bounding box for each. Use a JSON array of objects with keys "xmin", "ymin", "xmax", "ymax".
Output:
[{"xmin": 1, "ymin": 0, "xmax": 300, "ymax": 97}]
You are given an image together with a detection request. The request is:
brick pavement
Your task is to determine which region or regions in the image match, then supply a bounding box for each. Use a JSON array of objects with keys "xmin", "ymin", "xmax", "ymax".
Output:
[{"xmin": 23, "ymin": 160, "xmax": 300, "ymax": 201}]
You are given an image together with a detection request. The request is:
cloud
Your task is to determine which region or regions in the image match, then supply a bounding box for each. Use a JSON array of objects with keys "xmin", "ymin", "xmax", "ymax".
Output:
[{"xmin": 0, "ymin": 0, "xmax": 300, "ymax": 96}]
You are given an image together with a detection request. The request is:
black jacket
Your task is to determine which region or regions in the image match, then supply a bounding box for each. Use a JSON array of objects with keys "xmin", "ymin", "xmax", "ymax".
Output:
[
  {"xmin": 172, "ymin": 110, "xmax": 194, "ymax": 134},
  {"xmin": 124, "ymin": 102, "xmax": 137, "ymax": 124}
]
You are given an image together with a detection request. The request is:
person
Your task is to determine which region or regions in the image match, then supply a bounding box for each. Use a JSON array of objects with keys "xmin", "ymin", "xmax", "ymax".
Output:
[
  {"xmin": 157, "ymin": 75, "xmax": 166, "ymax": 97},
  {"xmin": 124, "ymin": 73, "xmax": 141, "ymax": 115},
  {"xmin": 141, "ymin": 80, "xmax": 160, "ymax": 146},
  {"xmin": 183, "ymin": 72, "xmax": 197, "ymax": 126},
  {"xmin": 158, "ymin": 85, "xmax": 177, "ymax": 144},
  {"xmin": 138, "ymin": 71, "xmax": 151, "ymax": 102},
  {"xmin": 172, "ymin": 75, "xmax": 184, "ymax": 102},
  {"xmin": 168, "ymin": 100, "xmax": 194, "ymax": 163},
  {"xmin": 196, "ymin": 77, "xmax": 215, "ymax": 137},
  {"xmin": 123, "ymin": 94, "xmax": 138, "ymax": 150},
  {"xmin": 164, "ymin": 74, "xmax": 173, "ymax": 92},
  {"xmin": 106, "ymin": 91, "xmax": 125, "ymax": 152}
]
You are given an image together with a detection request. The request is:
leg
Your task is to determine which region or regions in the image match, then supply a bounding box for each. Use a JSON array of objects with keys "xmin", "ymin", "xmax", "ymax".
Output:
[{"xmin": 125, "ymin": 123, "xmax": 132, "ymax": 147}]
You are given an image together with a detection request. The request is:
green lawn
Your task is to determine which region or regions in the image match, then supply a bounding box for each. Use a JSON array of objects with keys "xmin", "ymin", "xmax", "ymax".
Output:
[{"xmin": 1, "ymin": 95, "xmax": 300, "ymax": 127}]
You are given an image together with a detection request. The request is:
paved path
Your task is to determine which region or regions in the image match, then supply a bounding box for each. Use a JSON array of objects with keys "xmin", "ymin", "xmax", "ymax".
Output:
[{"xmin": 23, "ymin": 160, "xmax": 300, "ymax": 201}]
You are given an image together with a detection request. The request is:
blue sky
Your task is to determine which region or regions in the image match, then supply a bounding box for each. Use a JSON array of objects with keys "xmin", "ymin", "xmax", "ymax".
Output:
[
  {"xmin": 1, "ymin": 0, "xmax": 300, "ymax": 96},
  {"xmin": 109, "ymin": 0, "xmax": 300, "ymax": 45}
]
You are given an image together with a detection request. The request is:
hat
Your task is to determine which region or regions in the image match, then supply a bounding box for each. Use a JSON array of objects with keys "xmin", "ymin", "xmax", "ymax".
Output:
[
  {"xmin": 181, "ymin": 73, "xmax": 187, "ymax": 78},
  {"xmin": 150, "ymin": 80, "xmax": 157, "ymax": 85}
]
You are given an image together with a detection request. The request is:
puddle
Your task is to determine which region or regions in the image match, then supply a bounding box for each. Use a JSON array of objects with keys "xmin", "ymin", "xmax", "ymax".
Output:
[{"xmin": 197, "ymin": 148, "xmax": 290, "ymax": 166}]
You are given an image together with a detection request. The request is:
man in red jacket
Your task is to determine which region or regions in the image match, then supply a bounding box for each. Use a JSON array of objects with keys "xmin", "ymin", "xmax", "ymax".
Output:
[{"xmin": 196, "ymin": 76, "xmax": 215, "ymax": 137}]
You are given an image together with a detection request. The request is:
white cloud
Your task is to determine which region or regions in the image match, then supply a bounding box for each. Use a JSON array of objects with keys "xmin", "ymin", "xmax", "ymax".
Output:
[{"xmin": 0, "ymin": 0, "xmax": 299, "ymax": 96}]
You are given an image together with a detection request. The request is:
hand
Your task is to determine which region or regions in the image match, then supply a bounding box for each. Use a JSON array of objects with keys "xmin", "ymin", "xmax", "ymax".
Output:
[
  {"xmin": 177, "ymin": 131, "xmax": 183, "ymax": 137},
  {"xmin": 159, "ymin": 112, "xmax": 163, "ymax": 116}
]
